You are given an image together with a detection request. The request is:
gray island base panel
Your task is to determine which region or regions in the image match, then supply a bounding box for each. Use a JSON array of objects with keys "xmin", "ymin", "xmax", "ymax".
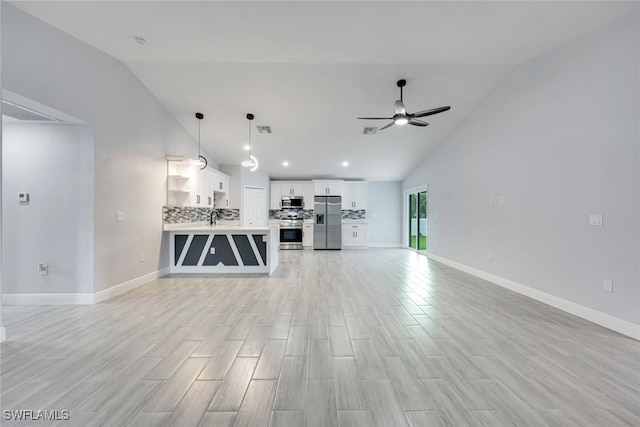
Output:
[{"xmin": 168, "ymin": 227, "xmax": 278, "ymax": 274}]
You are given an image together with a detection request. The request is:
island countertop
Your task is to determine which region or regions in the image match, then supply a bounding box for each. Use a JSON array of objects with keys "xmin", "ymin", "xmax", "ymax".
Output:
[{"xmin": 163, "ymin": 222, "xmax": 273, "ymax": 232}]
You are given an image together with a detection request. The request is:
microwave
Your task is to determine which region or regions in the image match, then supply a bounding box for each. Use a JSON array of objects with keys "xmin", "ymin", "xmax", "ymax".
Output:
[{"xmin": 281, "ymin": 196, "xmax": 304, "ymax": 209}]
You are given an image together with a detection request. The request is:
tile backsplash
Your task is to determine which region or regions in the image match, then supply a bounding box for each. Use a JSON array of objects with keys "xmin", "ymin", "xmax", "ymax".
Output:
[
  {"xmin": 164, "ymin": 207, "xmax": 364, "ymax": 223},
  {"xmin": 269, "ymin": 209, "xmax": 314, "ymax": 220},
  {"xmin": 342, "ymin": 209, "xmax": 366, "ymax": 220},
  {"xmin": 163, "ymin": 206, "xmax": 239, "ymax": 224},
  {"xmin": 268, "ymin": 209, "xmax": 366, "ymax": 220}
]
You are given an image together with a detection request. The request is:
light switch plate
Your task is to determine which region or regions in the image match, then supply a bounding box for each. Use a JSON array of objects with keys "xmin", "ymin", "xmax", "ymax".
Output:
[
  {"xmin": 19, "ymin": 192, "xmax": 29, "ymax": 203},
  {"xmin": 116, "ymin": 211, "xmax": 124, "ymax": 222},
  {"xmin": 589, "ymin": 214, "xmax": 603, "ymax": 226},
  {"xmin": 603, "ymin": 279, "xmax": 613, "ymax": 293}
]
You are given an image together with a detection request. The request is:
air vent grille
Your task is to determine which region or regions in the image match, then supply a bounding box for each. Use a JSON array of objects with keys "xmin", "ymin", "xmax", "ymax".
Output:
[
  {"xmin": 2, "ymin": 101, "xmax": 60, "ymax": 122},
  {"xmin": 363, "ymin": 127, "xmax": 377, "ymax": 135},
  {"xmin": 256, "ymin": 126, "xmax": 272, "ymax": 134}
]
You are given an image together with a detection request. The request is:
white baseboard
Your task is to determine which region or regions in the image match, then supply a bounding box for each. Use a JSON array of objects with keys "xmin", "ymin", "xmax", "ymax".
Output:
[
  {"xmin": 426, "ymin": 253, "xmax": 640, "ymax": 341},
  {"xmin": 2, "ymin": 293, "xmax": 94, "ymax": 305},
  {"xmin": 0, "ymin": 327, "xmax": 6, "ymax": 343},
  {"xmin": 368, "ymin": 243, "xmax": 403, "ymax": 248},
  {"xmin": 2, "ymin": 268, "xmax": 170, "ymax": 306},
  {"xmin": 93, "ymin": 268, "xmax": 170, "ymax": 303}
]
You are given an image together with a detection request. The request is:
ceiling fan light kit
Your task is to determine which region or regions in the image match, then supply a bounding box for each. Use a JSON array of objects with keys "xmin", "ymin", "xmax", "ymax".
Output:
[
  {"xmin": 241, "ymin": 113, "xmax": 259, "ymax": 172},
  {"xmin": 358, "ymin": 79, "xmax": 451, "ymax": 132}
]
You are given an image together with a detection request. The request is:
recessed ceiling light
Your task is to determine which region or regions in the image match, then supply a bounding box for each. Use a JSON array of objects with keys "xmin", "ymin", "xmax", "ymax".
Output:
[
  {"xmin": 342, "ymin": 161, "xmax": 349, "ymax": 167},
  {"xmin": 243, "ymin": 145, "xmax": 251, "ymax": 151},
  {"xmin": 282, "ymin": 161, "xmax": 289, "ymax": 167}
]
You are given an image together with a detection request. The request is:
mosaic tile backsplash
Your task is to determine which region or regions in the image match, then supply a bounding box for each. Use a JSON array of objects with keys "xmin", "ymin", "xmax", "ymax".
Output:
[
  {"xmin": 163, "ymin": 206, "xmax": 240, "ymax": 224},
  {"xmin": 268, "ymin": 209, "xmax": 365, "ymax": 220},
  {"xmin": 342, "ymin": 209, "xmax": 366, "ymax": 220},
  {"xmin": 269, "ymin": 209, "xmax": 314, "ymax": 220}
]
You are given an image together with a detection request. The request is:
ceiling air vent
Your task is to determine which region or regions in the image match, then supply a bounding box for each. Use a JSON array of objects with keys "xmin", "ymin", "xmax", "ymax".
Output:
[
  {"xmin": 256, "ymin": 126, "xmax": 272, "ymax": 134},
  {"xmin": 363, "ymin": 127, "xmax": 377, "ymax": 135},
  {"xmin": 2, "ymin": 100, "xmax": 60, "ymax": 122}
]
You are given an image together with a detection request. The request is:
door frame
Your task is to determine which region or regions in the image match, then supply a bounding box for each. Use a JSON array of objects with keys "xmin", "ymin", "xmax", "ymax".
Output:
[
  {"xmin": 403, "ymin": 185, "xmax": 428, "ymax": 254},
  {"xmin": 242, "ymin": 185, "xmax": 267, "ymax": 227}
]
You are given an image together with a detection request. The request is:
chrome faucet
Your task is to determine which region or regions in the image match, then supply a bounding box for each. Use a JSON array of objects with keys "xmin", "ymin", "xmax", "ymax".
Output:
[{"xmin": 210, "ymin": 210, "xmax": 217, "ymax": 225}]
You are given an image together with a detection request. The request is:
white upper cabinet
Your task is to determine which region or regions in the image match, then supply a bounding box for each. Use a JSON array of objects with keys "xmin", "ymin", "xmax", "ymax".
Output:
[
  {"xmin": 166, "ymin": 158, "xmax": 230, "ymax": 208},
  {"xmin": 313, "ymin": 180, "xmax": 343, "ymax": 196},
  {"xmin": 211, "ymin": 170, "xmax": 230, "ymax": 208},
  {"xmin": 303, "ymin": 183, "xmax": 315, "ymax": 208},
  {"xmin": 281, "ymin": 182, "xmax": 304, "ymax": 196},
  {"xmin": 342, "ymin": 182, "xmax": 367, "ymax": 209},
  {"xmin": 270, "ymin": 183, "xmax": 282, "ymax": 210}
]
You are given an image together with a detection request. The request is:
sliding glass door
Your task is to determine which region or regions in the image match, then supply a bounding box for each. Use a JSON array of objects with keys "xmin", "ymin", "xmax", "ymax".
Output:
[{"xmin": 408, "ymin": 190, "xmax": 427, "ymax": 252}]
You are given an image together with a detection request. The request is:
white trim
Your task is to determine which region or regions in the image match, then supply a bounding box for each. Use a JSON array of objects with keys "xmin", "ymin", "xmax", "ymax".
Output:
[
  {"xmin": 426, "ymin": 253, "xmax": 640, "ymax": 341},
  {"xmin": 93, "ymin": 268, "xmax": 170, "ymax": 304},
  {"xmin": 0, "ymin": 327, "xmax": 6, "ymax": 343},
  {"xmin": 2, "ymin": 268, "xmax": 170, "ymax": 306},
  {"xmin": 368, "ymin": 243, "xmax": 403, "ymax": 248},
  {"xmin": 3, "ymin": 293, "xmax": 94, "ymax": 305}
]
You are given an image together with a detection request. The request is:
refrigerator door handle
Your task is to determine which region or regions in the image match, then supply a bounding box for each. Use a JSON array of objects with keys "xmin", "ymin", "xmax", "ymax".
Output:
[{"xmin": 316, "ymin": 214, "xmax": 324, "ymax": 225}]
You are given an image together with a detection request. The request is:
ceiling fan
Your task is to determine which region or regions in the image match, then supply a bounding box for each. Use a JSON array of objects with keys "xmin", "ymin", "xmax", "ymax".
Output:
[{"xmin": 358, "ymin": 79, "xmax": 451, "ymax": 131}]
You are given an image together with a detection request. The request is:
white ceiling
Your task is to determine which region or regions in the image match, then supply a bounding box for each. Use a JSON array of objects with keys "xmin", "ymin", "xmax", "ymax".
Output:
[{"xmin": 13, "ymin": 1, "xmax": 640, "ymax": 180}]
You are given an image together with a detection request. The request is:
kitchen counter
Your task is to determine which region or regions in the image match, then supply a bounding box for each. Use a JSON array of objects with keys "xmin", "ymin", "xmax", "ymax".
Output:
[
  {"xmin": 165, "ymin": 223, "xmax": 278, "ymax": 274},
  {"xmin": 164, "ymin": 222, "xmax": 270, "ymax": 233}
]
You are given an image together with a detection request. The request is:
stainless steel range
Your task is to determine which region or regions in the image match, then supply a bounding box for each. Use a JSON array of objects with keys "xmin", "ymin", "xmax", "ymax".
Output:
[{"xmin": 279, "ymin": 216, "xmax": 303, "ymax": 250}]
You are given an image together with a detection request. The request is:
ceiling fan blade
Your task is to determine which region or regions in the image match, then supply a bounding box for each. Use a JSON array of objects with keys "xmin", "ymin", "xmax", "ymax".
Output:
[
  {"xmin": 377, "ymin": 122, "xmax": 395, "ymax": 131},
  {"xmin": 394, "ymin": 100, "xmax": 406, "ymax": 115},
  {"xmin": 410, "ymin": 106, "xmax": 451, "ymax": 119},
  {"xmin": 408, "ymin": 119, "xmax": 429, "ymax": 127},
  {"xmin": 357, "ymin": 117, "xmax": 393, "ymax": 120}
]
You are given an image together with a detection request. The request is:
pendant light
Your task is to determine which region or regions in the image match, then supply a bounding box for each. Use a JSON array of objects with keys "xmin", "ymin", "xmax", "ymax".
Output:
[
  {"xmin": 241, "ymin": 113, "xmax": 259, "ymax": 172},
  {"xmin": 191, "ymin": 112, "xmax": 207, "ymax": 169}
]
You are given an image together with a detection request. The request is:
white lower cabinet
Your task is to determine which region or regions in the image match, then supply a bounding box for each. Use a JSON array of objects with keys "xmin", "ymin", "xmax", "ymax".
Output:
[
  {"xmin": 342, "ymin": 224, "xmax": 368, "ymax": 248},
  {"xmin": 303, "ymin": 223, "xmax": 314, "ymax": 248}
]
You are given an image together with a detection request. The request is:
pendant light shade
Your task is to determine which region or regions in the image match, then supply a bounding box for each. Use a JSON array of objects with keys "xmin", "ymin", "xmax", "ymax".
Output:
[
  {"xmin": 191, "ymin": 112, "xmax": 207, "ymax": 169},
  {"xmin": 241, "ymin": 113, "xmax": 258, "ymax": 172}
]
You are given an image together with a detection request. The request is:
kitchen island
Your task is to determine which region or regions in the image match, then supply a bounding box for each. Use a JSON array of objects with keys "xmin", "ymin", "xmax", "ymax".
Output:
[{"xmin": 164, "ymin": 223, "xmax": 279, "ymax": 274}]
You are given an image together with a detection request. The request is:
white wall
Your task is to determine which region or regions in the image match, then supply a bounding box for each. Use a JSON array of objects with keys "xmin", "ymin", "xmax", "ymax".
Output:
[
  {"xmin": 0, "ymin": 1, "xmax": 5, "ymax": 341},
  {"xmin": 404, "ymin": 13, "xmax": 640, "ymax": 326},
  {"xmin": 367, "ymin": 181, "xmax": 402, "ymax": 246},
  {"xmin": 2, "ymin": 4, "xmax": 212, "ymax": 293},
  {"xmin": 2, "ymin": 124, "xmax": 94, "ymax": 294}
]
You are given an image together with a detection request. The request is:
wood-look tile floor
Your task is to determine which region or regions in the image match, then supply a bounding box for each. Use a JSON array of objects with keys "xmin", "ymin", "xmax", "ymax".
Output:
[{"xmin": 2, "ymin": 249, "xmax": 640, "ymax": 426}]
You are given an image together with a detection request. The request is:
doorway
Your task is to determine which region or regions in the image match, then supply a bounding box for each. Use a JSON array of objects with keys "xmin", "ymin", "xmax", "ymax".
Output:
[
  {"xmin": 408, "ymin": 189, "xmax": 427, "ymax": 252},
  {"xmin": 243, "ymin": 186, "xmax": 267, "ymax": 227}
]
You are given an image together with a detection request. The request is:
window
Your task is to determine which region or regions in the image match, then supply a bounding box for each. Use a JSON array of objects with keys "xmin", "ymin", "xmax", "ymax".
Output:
[{"xmin": 408, "ymin": 190, "xmax": 427, "ymax": 251}]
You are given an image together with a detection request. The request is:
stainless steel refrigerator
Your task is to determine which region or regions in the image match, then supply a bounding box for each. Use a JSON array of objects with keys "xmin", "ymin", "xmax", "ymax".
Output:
[{"xmin": 314, "ymin": 196, "xmax": 342, "ymax": 250}]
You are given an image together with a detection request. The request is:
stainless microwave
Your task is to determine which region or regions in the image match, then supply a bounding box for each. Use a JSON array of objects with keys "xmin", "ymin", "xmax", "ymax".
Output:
[{"xmin": 281, "ymin": 196, "xmax": 303, "ymax": 209}]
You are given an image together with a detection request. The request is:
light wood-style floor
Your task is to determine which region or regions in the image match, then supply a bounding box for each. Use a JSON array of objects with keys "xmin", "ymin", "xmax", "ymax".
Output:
[{"xmin": 2, "ymin": 249, "xmax": 639, "ymax": 426}]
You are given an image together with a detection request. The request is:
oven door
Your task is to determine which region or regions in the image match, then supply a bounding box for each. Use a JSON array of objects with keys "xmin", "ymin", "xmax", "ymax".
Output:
[{"xmin": 279, "ymin": 227, "xmax": 303, "ymax": 249}]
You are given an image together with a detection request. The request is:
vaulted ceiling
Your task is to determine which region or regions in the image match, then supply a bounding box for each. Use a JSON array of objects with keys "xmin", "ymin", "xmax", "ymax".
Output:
[{"xmin": 12, "ymin": 1, "xmax": 640, "ymax": 180}]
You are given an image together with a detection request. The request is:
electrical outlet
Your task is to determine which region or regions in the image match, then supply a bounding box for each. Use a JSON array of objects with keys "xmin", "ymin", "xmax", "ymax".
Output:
[
  {"xmin": 603, "ymin": 279, "xmax": 613, "ymax": 293},
  {"xmin": 140, "ymin": 253, "xmax": 145, "ymax": 263},
  {"xmin": 499, "ymin": 195, "xmax": 505, "ymax": 204},
  {"xmin": 589, "ymin": 214, "xmax": 603, "ymax": 226},
  {"xmin": 116, "ymin": 211, "xmax": 125, "ymax": 222},
  {"xmin": 210, "ymin": 247, "xmax": 216, "ymax": 255},
  {"xmin": 488, "ymin": 252, "xmax": 493, "ymax": 261}
]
